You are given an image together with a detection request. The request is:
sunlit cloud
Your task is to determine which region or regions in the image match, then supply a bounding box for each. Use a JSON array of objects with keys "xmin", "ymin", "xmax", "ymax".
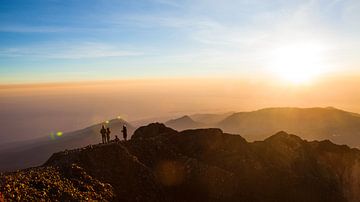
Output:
[
  {"xmin": 0, "ymin": 42, "xmax": 143, "ymax": 59},
  {"xmin": 0, "ymin": 25, "xmax": 72, "ymax": 33},
  {"xmin": 121, "ymin": 0, "xmax": 358, "ymax": 74}
]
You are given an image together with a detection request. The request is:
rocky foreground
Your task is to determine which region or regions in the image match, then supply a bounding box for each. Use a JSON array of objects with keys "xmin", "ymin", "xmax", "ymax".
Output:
[{"xmin": 1, "ymin": 123, "xmax": 360, "ymax": 202}]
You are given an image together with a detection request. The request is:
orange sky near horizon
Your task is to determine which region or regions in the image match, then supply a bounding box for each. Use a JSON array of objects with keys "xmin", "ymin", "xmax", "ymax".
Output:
[{"xmin": 0, "ymin": 74, "xmax": 360, "ymax": 143}]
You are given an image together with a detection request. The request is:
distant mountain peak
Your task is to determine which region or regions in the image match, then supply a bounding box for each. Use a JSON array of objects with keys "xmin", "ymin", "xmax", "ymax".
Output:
[
  {"xmin": 264, "ymin": 131, "xmax": 304, "ymax": 145},
  {"xmin": 169, "ymin": 115, "xmax": 194, "ymax": 122},
  {"xmin": 165, "ymin": 115, "xmax": 202, "ymax": 131},
  {"xmin": 0, "ymin": 118, "xmax": 135, "ymax": 172}
]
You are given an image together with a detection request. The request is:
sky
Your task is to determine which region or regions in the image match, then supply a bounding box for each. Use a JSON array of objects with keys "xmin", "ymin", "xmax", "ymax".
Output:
[
  {"xmin": 1, "ymin": 0, "xmax": 360, "ymax": 143},
  {"xmin": 0, "ymin": 0, "xmax": 359, "ymax": 84}
]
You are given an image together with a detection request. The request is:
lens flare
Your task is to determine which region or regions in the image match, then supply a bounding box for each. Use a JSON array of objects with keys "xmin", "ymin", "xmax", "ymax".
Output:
[
  {"xmin": 155, "ymin": 161, "xmax": 185, "ymax": 186},
  {"xmin": 49, "ymin": 132, "xmax": 55, "ymax": 140}
]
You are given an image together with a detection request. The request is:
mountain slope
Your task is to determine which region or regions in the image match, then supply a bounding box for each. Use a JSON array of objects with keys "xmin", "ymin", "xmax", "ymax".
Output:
[
  {"xmin": 190, "ymin": 112, "xmax": 234, "ymax": 124},
  {"xmin": 218, "ymin": 107, "xmax": 360, "ymax": 147},
  {"xmin": 165, "ymin": 115, "xmax": 203, "ymax": 131},
  {"xmin": 0, "ymin": 119, "xmax": 134, "ymax": 171},
  {"xmin": 2, "ymin": 123, "xmax": 360, "ymax": 201}
]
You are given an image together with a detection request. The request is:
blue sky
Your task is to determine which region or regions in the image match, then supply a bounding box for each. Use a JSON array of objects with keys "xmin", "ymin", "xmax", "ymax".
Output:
[{"xmin": 0, "ymin": 0, "xmax": 359, "ymax": 84}]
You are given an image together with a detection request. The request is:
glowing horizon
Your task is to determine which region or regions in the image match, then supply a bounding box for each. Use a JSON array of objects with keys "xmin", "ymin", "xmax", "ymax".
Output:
[{"xmin": 1, "ymin": 76, "xmax": 360, "ymax": 143}]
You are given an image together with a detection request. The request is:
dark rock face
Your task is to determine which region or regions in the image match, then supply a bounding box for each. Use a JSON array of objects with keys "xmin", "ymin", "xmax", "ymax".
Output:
[
  {"xmin": 45, "ymin": 143, "xmax": 167, "ymax": 202},
  {"xmin": 132, "ymin": 123, "xmax": 177, "ymax": 140},
  {"xmin": 2, "ymin": 123, "xmax": 360, "ymax": 202}
]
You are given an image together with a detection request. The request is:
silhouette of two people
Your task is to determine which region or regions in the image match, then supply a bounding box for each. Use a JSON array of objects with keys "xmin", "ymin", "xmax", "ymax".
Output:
[{"xmin": 100, "ymin": 125, "xmax": 111, "ymax": 144}]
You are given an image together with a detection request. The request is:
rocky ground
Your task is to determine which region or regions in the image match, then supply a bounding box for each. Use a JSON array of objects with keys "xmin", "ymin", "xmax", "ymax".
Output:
[
  {"xmin": 1, "ymin": 123, "xmax": 360, "ymax": 202},
  {"xmin": 0, "ymin": 164, "xmax": 114, "ymax": 201}
]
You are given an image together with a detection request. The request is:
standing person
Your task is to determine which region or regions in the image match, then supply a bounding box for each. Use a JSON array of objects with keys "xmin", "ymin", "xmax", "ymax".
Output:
[
  {"xmin": 122, "ymin": 125, "xmax": 128, "ymax": 141},
  {"xmin": 106, "ymin": 127, "xmax": 111, "ymax": 143},
  {"xmin": 100, "ymin": 125, "xmax": 107, "ymax": 144}
]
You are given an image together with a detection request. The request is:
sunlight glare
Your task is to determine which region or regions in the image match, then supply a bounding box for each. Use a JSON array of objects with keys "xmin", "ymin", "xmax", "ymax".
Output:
[{"xmin": 267, "ymin": 43, "xmax": 328, "ymax": 84}]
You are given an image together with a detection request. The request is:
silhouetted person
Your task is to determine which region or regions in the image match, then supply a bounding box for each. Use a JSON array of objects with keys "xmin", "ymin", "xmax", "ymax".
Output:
[
  {"xmin": 106, "ymin": 127, "xmax": 111, "ymax": 143},
  {"xmin": 122, "ymin": 125, "xmax": 128, "ymax": 141},
  {"xmin": 114, "ymin": 135, "xmax": 120, "ymax": 142},
  {"xmin": 100, "ymin": 125, "xmax": 107, "ymax": 144}
]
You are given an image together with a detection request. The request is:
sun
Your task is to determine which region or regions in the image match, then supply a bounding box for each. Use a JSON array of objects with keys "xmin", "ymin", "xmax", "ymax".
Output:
[{"xmin": 267, "ymin": 43, "xmax": 328, "ymax": 84}]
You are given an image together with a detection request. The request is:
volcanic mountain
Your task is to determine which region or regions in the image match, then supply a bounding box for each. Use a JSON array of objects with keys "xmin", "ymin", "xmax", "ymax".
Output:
[
  {"xmin": 0, "ymin": 119, "xmax": 134, "ymax": 171},
  {"xmin": 1, "ymin": 123, "xmax": 360, "ymax": 202}
]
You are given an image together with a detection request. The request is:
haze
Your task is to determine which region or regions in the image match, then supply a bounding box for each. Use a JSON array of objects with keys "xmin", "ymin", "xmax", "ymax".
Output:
[{"xmin": 0, "ymin": 75, "xmax": 358, "ymax": 143}]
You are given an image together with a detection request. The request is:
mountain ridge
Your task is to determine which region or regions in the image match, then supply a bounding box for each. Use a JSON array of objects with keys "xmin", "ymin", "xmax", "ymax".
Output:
[
  {"xmin": 2, "ymin": 106, "xmax": 360, "ymax": 173},
  {"xmin": 1, "ymin": 123, "xmax": 360, "ymax": 201},
  {"xmin": 166, "ymin": 107, "xmax": 360, "ymax": 147}
]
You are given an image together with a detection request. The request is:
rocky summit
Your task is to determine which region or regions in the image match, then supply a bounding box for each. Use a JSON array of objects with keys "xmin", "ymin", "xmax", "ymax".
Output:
[{"xmin": 1, "ymin": 123, "xmax": 360, "ymax": 202}]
